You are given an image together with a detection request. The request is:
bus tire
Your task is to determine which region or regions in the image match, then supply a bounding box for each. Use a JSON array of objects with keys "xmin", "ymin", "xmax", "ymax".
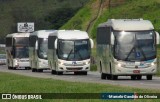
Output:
[
  {"xmin": 13, "ymin": 67, "xmax": 16, "ymax": 70},
  {"xmin": 111, "ymin": 75, "xmax": 118, "ymax": 80},
  {"xmin": 146, "ymin": 75, "xmax": 152, "ymax": 80},
  {"xmin": 101, "ymin": 73, "xmax": 106, "ymax": 80},
  {"xmin": 8, "ymin": 66, "xmax": 11, "ymax": 70},
  {"xmin": 37, "ymin": 69, "xmax": 43, "ymax": 72},
  {"xmin": 51, "ymin": 70, "xmax": 56, "ymax": 74},
  {"xmin": 137, "ymin": 75, "xmax": 142, "ymax": 80},
  {"xmin": 106, "ymin": 74, "xmax": 111, "ymax": 80},
  {"xmin": 25, "ymin": 67, "xmax": 30, "ymax": 70},
  {"xmin": 32, "ymin": 68, "xmax": 37, "ymax": 72},
  {"xmin": 57, "ymin": 71, "xmax": 63, "ymax": 75},
  {"xmin": 81, "ymin": 71, "xmax": 87, "ymax": 75},
  {"xmin": 131, "ymin": 75, "xmax": 136, "ymax": 80}
]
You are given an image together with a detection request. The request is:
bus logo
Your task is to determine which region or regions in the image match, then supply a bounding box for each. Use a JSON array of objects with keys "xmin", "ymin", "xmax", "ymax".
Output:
[
  {"xmin": 2, "ymin": 94, "xmax": 11, "ymax": 99},
  {"xmin": 72, "ymin": 61, "xmax": 77, "ymax": 65}
]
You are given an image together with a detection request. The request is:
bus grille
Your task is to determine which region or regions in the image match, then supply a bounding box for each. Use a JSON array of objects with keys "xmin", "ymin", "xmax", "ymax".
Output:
[{"xmin": 66, "ymin": 67, "xmax": 83, "ymax": 70}]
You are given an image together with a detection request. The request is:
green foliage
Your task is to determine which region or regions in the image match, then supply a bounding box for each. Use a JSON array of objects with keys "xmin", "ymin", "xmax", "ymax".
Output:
[
  {"xmin": 61, "ymin": 5, "xmax": 91, "ymax": 30},
  {"xmin": 91, "ymin": 0, "xmax": 160, "ymax": 38},
  {"xmin": 45, "ymin": 7, "xmax": 78, "ymax": 29},
  {"xmin": 0, "ymin": 0, "xmax": 88, "ymax": 43}
]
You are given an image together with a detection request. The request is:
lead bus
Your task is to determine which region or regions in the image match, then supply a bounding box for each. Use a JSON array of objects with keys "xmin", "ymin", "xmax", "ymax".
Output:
[
  {"xmin": 97, "ymin": 19, "xmax": 159, "ymax": 80},
  {"xmin": 29, "ymin": 30, "xmax": 55, "ymax": 72},
  {"xmin": 48, "ymin": 30, "xmax": 94, "ymax": 75},
  {"xmin": 6, "ymin": 33, "xmax": 30, "ymax": 69}
]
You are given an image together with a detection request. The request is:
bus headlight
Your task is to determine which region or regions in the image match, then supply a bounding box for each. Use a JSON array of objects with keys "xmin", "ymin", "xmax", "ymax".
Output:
[
  {"xmin": 151, "ymin": 62, "xmax": 156, "ymax": 66},
  {"xmin": 118, "ymin": 63, "xmax": 121, "ymax": 67},
  {"xmin": 83, "ymin": 61, "xmax": 90, "ymax": 65},
  {"xmin": 115, "ymin": 62, "xmax": 125, "ymax": 67}
]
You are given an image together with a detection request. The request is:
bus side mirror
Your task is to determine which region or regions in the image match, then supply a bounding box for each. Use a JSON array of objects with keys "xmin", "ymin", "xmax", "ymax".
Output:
[
  {"xmin": 54, "ymin": 39, "xmax": 57, "ymax": 49},
  {"xmin": 35, "ymin": 41, "xmax": 38, "ymax": 50},
  {"xmin": 156, "ymin": 32, "xmax": 160, "ymax": 44},
  {"xmin": 90, "ymin": 38, "xmax": 94, "ymax": 48},
  {"xmin": 111, "ymin": 32, "xmax": 114, "ymax": 45}
]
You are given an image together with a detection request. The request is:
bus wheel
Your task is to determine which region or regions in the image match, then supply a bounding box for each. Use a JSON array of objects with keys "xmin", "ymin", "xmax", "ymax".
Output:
[
  {"xmin": 8, "ymin": 66, "xmax": 11, "ymax": 70},
  {"xmin": 137, "ymin": 75, "xmax": 142, "ymax": 80},
  {"xmin": 81, "ymin": 71, "xmax": 87, "ymax": 75},
  {"xmin": 37, "ymin": 69, "xmax": 43, "ymax": 72},
  {"xmin": 32, "ymin": 68, "xmax": 37, "ymax": 72},
  {"xmin": 51, "ymin": 70, "xmax": 56, "ymax": 74},
  {"xmin": 111, "ymin": 75, "xmax": 118, "ymax": 80},
  {"xmin": 101, "ymin": 73, "xmax": 106, "ymax": 80},
  {"xmin": 131, "ymin": 76, "xmax": 136, "ymax": 80},
  {"xmin": 25, "ymin": 67, "xmax": 30, "ymax": 70},
  {"xmin": 74, "ymin": 72, "xmax": 78, "ymax": 75},
  {"xmin": 146, "ymin": 75, "xmax": 152, "ymax": 80},
  {"xmin": 57, "ymin": 72, "xmax": 63, "ymax": 75},
  {"xmin": 13, "ymin": 67, "xmax": 16, "ymax": 70},
  {"xmin": 106, "ymin": 74, "xmax": 111, "ymax": 80}
]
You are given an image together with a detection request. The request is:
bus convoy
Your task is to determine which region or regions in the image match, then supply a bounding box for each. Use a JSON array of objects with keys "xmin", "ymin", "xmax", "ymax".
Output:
[{"xmin": 4, "ymin": 19, "xmax": 160, "ymax": 80}]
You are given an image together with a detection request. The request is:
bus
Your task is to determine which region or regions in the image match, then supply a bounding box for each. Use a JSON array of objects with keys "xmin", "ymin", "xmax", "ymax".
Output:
[
  {"xmin": 29, "ymin": 30, "xmax": 55, "ymax": 72},
  {"xmin": 6, "ymin": 33, "xmax": 30, "ymax": 70},
  {"xmin": 48, "ymin": 30, "xmax": 94, "ymax": 75},
  {"xmin": 96, "ymin": 19, "xmax": 159, "ymax": 80}
]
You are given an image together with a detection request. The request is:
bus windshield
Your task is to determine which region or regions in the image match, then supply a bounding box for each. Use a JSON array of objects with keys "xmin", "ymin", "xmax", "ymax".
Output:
[
  {"xmin": 38, "ymin": 38, "xmax": 48, "ymax": 59},
  {"xmin": 15, "ymin": 46, "xmax": 29, "ymax": 58},
  {"xmin": 14, "ymin": 37, "xmax": 29, "ymax": 45},
  {"xmin": 114, "ymin": 31, "xmax": 156, "ymax": 61},
  {"xmin": 58, "ymin": 39, "xmax": 91, "ymax": 61}
]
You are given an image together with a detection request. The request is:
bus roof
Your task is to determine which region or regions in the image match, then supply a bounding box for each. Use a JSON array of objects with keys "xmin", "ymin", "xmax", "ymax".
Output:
[
  {"xmin": 6, "ymin": 33, "xmax": 30, "ymax": 38},
  {"xmin": 99, "ymin": 19, "xmax": 154, "ymax": 31},
  {"xmin": 53, "ymin": 30, "xmax": 89, "ymax": 40},
  {"xmin": 30, "ymin": 30, "xmax": 55, "ymax": 38}
]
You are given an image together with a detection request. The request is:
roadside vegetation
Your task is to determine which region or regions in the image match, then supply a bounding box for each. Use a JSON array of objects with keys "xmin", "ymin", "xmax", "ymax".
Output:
[{"xmin": 0, "ymin": 72, "xmax": 160, "ymax": 102}]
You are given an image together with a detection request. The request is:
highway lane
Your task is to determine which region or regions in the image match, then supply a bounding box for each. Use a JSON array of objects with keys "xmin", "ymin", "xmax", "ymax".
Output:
[{"xmin": 0, "ymin": 65, "xmax": 160, "ymax": 90}]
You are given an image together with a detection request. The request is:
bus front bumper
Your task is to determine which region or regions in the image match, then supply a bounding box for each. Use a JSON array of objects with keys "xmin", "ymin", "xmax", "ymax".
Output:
[{"xmin": 113, "ymin": 65, "xmax": 157, "ymax": 75}]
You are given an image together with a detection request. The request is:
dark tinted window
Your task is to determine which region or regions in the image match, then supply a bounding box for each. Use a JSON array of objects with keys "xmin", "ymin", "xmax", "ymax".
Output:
[
  {"xmin": 6, "ymin": 37, "xmax": 12, "ymax": 47},
  {"xmin": 48, "ymin": 36, "xmax": 57, "ymax": 49},
  {"xmin": 29, "ymin": 35, "xmax": 37, "ymax": 47}
]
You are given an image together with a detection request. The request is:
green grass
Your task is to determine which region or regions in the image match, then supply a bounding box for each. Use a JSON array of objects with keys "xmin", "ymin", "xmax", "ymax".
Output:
[{"xmin": 0, "ymin": 72, "xmax": 160, "ymax": 102}]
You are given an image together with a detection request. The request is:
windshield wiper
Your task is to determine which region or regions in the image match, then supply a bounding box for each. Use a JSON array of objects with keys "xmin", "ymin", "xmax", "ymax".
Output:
[
  {"xmin": 125, "ymin": 46, "xmax": 135, "ymax": 61},
  {"xmin": 66, "ymin": 49, "xmax": 73, "ymax": 60},
  {"xmin": 76, "ymin": 50, "xmax": 83, "ymax": 60}
]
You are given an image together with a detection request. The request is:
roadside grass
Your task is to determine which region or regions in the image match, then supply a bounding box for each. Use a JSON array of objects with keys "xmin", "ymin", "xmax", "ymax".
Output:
[{"xmin": 0, "ymin": 72, "xmax": 160, "ymax": 102}]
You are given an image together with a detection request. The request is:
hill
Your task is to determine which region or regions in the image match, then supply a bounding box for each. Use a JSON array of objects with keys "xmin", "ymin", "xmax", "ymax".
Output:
[
  {"xmin": 0, "ymin": 0, "xmax": 88, "ymax": 43},
  {"xmin": 61, "ymin": 0, "xmax": 160, "ymax": 39}
]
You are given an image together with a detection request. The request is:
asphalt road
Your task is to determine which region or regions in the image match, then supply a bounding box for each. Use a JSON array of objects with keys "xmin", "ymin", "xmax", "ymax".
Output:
[{"xmin": 0, "ymin": 65, "xmax": 160, "ymax": 90}]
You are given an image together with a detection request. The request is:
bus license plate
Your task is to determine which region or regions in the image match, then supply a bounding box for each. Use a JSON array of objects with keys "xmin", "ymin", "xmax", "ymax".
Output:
[{"xmin": 133, "ymin": 70, "xmax": 140, "ymax": 73}]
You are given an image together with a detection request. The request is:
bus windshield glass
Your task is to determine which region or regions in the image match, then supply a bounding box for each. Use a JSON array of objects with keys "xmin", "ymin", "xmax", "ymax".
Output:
[
  {"xmin": 15, "ymin": 46, "xmax": 29, "ymax": 58},
  {"xmin": 14, "ymin": 37, "xmax": 29, "ymax": 45},
  {"xmin": 58, "ymin": 39, "xmax": 90, "ymax": 61},
  {"xmin": 38, "ymin": 38, "xmax": 48, "ymax": 59},
  {"xmin": 114, "ymin": 31, "xmax": 156, "ymax": 61}
]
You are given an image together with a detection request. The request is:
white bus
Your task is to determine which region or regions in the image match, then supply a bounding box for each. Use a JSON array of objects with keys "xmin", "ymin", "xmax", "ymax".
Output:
[
  {"xmin": 48, "ymin": 30, "xmax": 94, "ymax": 75},
  {"xmin": 6, "ymin": 33, "xmax": 30, "ymax": 69},
  {"xmin": 97, "ymin": 19, "xmax": 159, "ymax": 80},
  {"xmin": 29, "ymin": 30, "xmax": 55, "ymax": 72}
]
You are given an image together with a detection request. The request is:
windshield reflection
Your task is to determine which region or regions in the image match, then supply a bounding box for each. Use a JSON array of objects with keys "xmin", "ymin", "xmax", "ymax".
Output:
[
  {"xmin": 58, "ymin": 39, "xmax": 90, "ymax": 61},
  {"xmin": 114, "ymin": 31, "xmax": 156, "ymax": 61},
  {"xmin": 15, "ymin": 46, "xmax": 29, "ymax": 58},
  {"xmin": 38, "ymin": 38, "xmax": 48, "ymax": 59}
]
